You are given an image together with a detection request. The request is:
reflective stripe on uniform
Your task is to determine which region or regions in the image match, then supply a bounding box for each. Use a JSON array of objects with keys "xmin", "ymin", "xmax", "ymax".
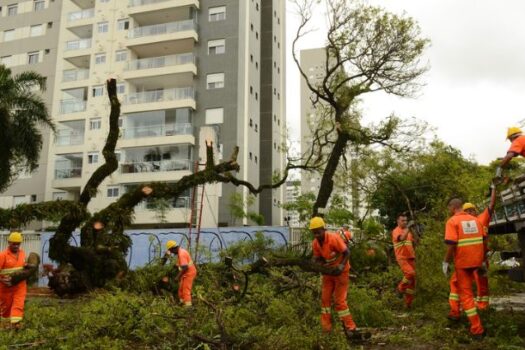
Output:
[
  {"xmin": 401, "ymin": 277, "xmax": 410, "ymax": 284},
  {"xmin": 405, "ymin": 288, "xmax": 415, "ymax": 295},
  {"xmin": 465, "ymin": 308, "xmax": 477, "ymax": 317},
  {"xmin": 477, "ymin": 296, "xmax": 489, "ymax": 302},
  {"xmin": 337, "ymin": 309, "xmax": 351, "ymax": 318},
  {"xmin": 0, "ymin": 267, "xmax": 24, "ymax": 275},
  {"xmin": 449, "ymin": 293, "xmax": 459, "ymax": 301},
  {"xmin": 183, "ymin": 302, "xmax": 192, "ymax": 307},
  {"xmin": 457, "ymin": 237, "xmax": 483, "ymax": 247},
  {"xmin": 324, "ymin": 254, "xmax": 341, "ymax": 264},
  {"xmin": 10, "ymin": 317, "xmax": 23, "ymax": 324},
  {"xmin": 394, "ymin": 241, "xmax": 413, "ymax": 249},
  {"xmin": 321, "ymin": 307, "xmax": 331, "ymax": 314}
]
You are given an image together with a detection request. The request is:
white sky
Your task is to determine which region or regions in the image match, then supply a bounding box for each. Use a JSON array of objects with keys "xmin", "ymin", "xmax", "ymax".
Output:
[{"xmin": 285, "ymin": 0, "xmax": 525, "ymax": 165}]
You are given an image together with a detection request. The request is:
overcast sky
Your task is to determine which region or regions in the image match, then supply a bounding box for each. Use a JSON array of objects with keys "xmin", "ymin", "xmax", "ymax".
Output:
[{"xmin": 285, "ymin": 0, "xmax": 525, "ymax": 165}]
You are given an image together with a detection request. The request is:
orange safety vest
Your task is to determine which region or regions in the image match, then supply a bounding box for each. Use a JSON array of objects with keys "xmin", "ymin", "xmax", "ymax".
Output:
[
  {"xmin": 312, "ymin": 232, "xmax": 350, "ymax": 273},
  {"xmin": 445, "ymin": 212, "xmax": 484, "ymax": 269},
  {"xmin": 392, "ymin": 226, "xmax": 415, "ymax": 260},
  {"xmin": 0, "ymin": 249, "xmax": 25, "ymax": 278}
]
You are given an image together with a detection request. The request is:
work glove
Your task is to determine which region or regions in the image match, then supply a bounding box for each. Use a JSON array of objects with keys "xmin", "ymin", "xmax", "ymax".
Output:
[
  {"xmin": 442, "ymin": 262, "xmax": 450, "ymax": 277},
  {"xmin": 478, "ymin": 261, "xmax": 488, "ymax": 276},
  {"xmin": 334, "ymin": 264, "xmax": 345, "ymax": 275},
  {"xmin": 0, "ymin": 275, "xmax": 12, "ymax": 287}
]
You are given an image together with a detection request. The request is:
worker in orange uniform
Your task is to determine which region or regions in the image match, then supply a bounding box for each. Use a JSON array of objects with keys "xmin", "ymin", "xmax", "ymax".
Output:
[
  {"xmin": 392, "ymin": 213, "xmax": 417, "ymax": 308},
  {"xmin": 310, "ymin": 217, "xmax": 368, "ymax": 341},
  {"xmin": 495, "ymin": 127, "xmax": 525, "ymax": 178},
  {"xmin": 0, "ymin": 232, "xmax": 27, "ymax": 329},
  {"xmin": 443, "ymin": 198, "xmax": 485, "ymax": 339},
  {"xmin": 337, "ymin": 224, "xmax": 353, "ymax": 246},
  {"xmin": 457, "ymin": 183, "xmax": 496, "ymax": 311},
  {"xmin": 163, "ymin": 240, "xmax": 197, "ymax": 307}
]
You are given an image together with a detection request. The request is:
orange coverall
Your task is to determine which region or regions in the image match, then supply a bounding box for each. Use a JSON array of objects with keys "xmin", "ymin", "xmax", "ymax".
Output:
[
  {"xmin": 177, "ymin": 248, "xmax": 197, "ymax": 307},
  {"xmin": 449, "ymin": 209, "xmax": 491, "ymax": 313},
  {"xmin": 392, "ymin": 226, "xmax": 416, "ymax": 307},
  {"xmin": 0, "ymin": 248, "xmax": 26, "ymax": 325},
  {"xmin": 313, "ymin": 232, "xmax": 356, "ymax": 332},
  {"xmin": 445, "ymin": 212, "xmax": 485, "ymax": 335}
]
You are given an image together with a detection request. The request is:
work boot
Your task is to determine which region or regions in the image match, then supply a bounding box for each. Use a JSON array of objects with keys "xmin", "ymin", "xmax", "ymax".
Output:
[
  {"xmin": 345, "ymin": 328, "xmax": 371, "ymax": 342},
  {"xmin": 447, "ymin": 313, "xmax": 460, "ymax": 322},
  {"xmin": 471, "ymin": 331, "xmax": 486, "ymax": 341}
]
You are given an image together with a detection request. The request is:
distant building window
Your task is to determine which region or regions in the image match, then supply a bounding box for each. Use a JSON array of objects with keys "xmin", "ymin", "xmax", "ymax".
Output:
[
  {"xmin": 117, "ymin": 19, "xmax": 129, "ymax": 31},
  {"xmin": 208, "ymin": 39, "xmax": 225, "ymax": 55},
  {"xmin": 207, "ymin": 73, "xmax": 224, "ymax": 89},
  {"xmin": 0, "ymin": 56, "xmax": 12, "ymax": 67},
  {"xmin": 209, "ymin": 6, "xmax": 226, "ymax": 22},
  {"xmin": 88, "ymin": 152, "xmax": 99, "ymax": 164},
  {"xmin": 4, "ymin": 29, "xmax": 15, "ymax": 42},
  {"xmin": 92, "ymin": 85, "xmax": 104, "ymax": 97},
  {"xmin": 117, "ymin": 83, "xmax": 125, "ymax": 94},
  {"xmin": 115, "ymin": 50, "xmax": 127, "ymax": 62},
  {"xmin": 107, "ymin": 187, "xmax": 119, "ymax": 197},
  {"xmin": 52, "ymin": 192, "xmax": 67, "ymax": 201},
  {"xmin": 13, "ymin": 195, "xmax": 28, "ymax": 207},
  {"xmin": 28, "ymin": 51, "xmax": 40, "ymax": 65},
  {"xmin": 30, "ymin": 24, "xmax": 43, "ymax": 37},
  {"xmin": 99, "ymin": 0, "xmax": 110, "ymax": 3},
  {"xmin": 98, "ymin": 22, "xmax": 109, "ymax": 33},
  {"xmin": 256, "ymin": 2, "xmax": 259, "ymax": 11},
  {"xmin": 7, "ymin": 4, "xmax": 18, "ymax": 16},
  {"xmin": 31, "ymin": 194, "xmax": 37, "ymax": 202},
  {"xmin": 95, "ymin": 53, "xmax": 106, "ymax": 65},
  {"xmin": 34, "ymin": 0, "xmax": 45, "ymax": 11},
  {"xmin": 205, "ymin": 108, "xmax": 224, "ymax": 124},
  {"xmin": 90, "ymin": 118, "xmax": 101, "ymax": 130}
]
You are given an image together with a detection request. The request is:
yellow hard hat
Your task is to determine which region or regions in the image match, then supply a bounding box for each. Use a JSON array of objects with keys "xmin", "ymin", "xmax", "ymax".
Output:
[
  {"xmin": 463, "ymin": 203, "xmax": 476, "ymax": 211},
  {"xmin": 309, "ymin": 217, "xmax": 325, "ymax": 230},
  {"xmin": 507, "ymin": 127, "xmax": 522, "ymax": 139},
  {"xmin": 166, "ymin": 240, "xmax": 178, "ymax": 250},
  {"xmin": 8, "ymin": 232, "xmax": 22, "ymax": 243}
]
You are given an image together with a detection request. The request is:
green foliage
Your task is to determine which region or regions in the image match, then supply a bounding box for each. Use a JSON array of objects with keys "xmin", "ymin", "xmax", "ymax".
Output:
[
  {"xmin": 228, "ymin": 192, "xmax": 264, "ymax": 226},
  {"xmin": 220, "ymin": 231, "xmax": 275, "ymax": 262}
]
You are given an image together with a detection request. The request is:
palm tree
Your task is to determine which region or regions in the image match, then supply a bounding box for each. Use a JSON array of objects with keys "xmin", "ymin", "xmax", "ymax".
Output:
[{"xmin": 0, "ymin": 64, "xmax": 55, "ymax": 192}]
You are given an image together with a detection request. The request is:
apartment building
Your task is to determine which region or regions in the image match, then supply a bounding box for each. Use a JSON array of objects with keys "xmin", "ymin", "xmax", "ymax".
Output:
[
  {"xmin": 44, "ymin": 0, "xmax": 286, "ymax": 227},
  {"xmin": 0, "ymin": 0, "xmax": 62, "ymax": 228}
]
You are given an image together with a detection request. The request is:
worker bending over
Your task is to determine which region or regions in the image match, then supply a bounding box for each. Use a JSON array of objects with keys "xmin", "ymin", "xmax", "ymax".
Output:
[
  {"xmin": 392, "ymin": 214, "xmax": 417, "ymax": 308},
  {"xmin": 163, "ymin": 241, "xmax": 197, "ymax": 307}
]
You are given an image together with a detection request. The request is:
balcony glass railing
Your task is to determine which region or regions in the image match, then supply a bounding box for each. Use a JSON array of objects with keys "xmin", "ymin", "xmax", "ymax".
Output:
[
  {"xmin": 55, "ymin": 167, "xmax": 82, "ymax": 179},
  {"xmin": 129, "ymin": 0, "xmax": 172, "ymax": 7},
  {"xmin": 122, "ymin": 123, "xmax": 193, "ymax": 139},
  {"xmin": 123, "ymin": 87, "xmax": 194, "ymax": 105},
  {"xmin": 62, "ymin": 69, "xmax": 89, "ymax": 82},
  {"xmin": 67, "ymin": 8, "xmax": 94, "ymax": 22},
  {"xmin": 128, "ymin": 19, "xmax": 196, "ymax": 39},
  {"xmin": 121, "ymin": 159, "xmax": 191, "ymax": 173},
  {"xmin": 55, "ymin": 133, "xmax": 84, "ymax": 146},
  {"xmin": 125, "ymin": 53, "xmax": 194, "ymax": 71},
  {"xmin": 60, "ymin": 99, "xmax": 87, "ymax": 114},
  {"xmin": 65, "ymin": 38, "xmax": 92, "ymax": 51}
]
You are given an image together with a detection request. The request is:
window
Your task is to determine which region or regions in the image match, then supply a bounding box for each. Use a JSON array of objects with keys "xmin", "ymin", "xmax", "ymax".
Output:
[
  {"xmin": 115, "ymin": 50, "xmax": 127, "ymax": 62},
  {"xmin": 256, "ymin": 3, "xmax": 259, "ymax": 11},
  {"xmin": 28, "ymin": 51, "xmax": 40, "ymax": 65},
  {"xmin": 249, "ymin": 119, "xmax": 253, "ymax": 127},
  {"xmin": 251, "ymin": 23, "xmax": 253, "ymax": 31},
  {"xmin": 34, "ymin": 0, "xmax": 45, "ymax": 11},
  {"xmin": 256, "ymin": 32, "xmax": 258, "ymax": 40},
  {"xmin": 209, "ymin": 6, "xmax": 226, "ymax": 21},
  {"xmin": 31, "ymin": 194, "xmax": 37, "ymax": 202},
  {"xmin": 88, "ymin": 152, "xmax": 99, "ymax": 164},
  {"xmin": 117, "ymin": 19, "xmax": 129, "ymax": 31},
  {"xmin": 0, "ymin": 56, "xmax": 12, "ymax": 67},
  {"xmin": 13, "ymin": 195, "xmax": 28, "ymax": 207},
  {"xmin": 90, "ymin": 118, "xmax": 101, "ymax": 130},
  {"xmin": 7, "ymin": 4, "xmax": 17, "ymax": 16},
  {"xmin": 205, "ymin": 108, "xmax": 224, "ymax": 124},
  {"xmin": 249, "ymin": 152, "xmax": 252, "ymax": 160},
  {"xmin": 250, "ymin": 54, "xmax": 253, "ymax": 62},
  {"xmin": 4, "ymin": 29, "xmax": 15, "ymax": 42},
  {"xmin": 114, "ymin": 151, "xmax": 121, "ymax": 162},
  {"xmin": 254, "ymin": 155, "xmax": 258, "ymax": 164},
  {"xmin": 95, "ymin": 53, "xmax": 106, "ymax": 65},
  {"xmin": 117, "ymin": 83, "xmax": 125, "ymax": 94},
  {"xmin": 107, "ymin": 186, "xmax": 119, "ymax": 197},
  {"xmin": 208, "ymin": 39, "xmax": 225, "ymax": 55},
  {"xmin": 255, "ymin": 92, "xmax": 258, "ymax": 100},
  {"xmin": 52, "ymin": 192, "xmax": 67, "ymax": 201},
  {"xmin": 92, "ymin": 85, "xmax": 104, "ymax": 97},
  {"xmin": 100, "ymin": 0, "xmax": 110, "ymax": 3},
  {"xmin": 206, "ymin": 73, "xmax": 224, "ymax": 89},
  {"xmin": 30, "ymin": 24, "xmax": 43, "ymax": 37},
  {"xmin": 250, "ymin": 86, "xmax": 253, "ymax": 94},
  {"xmin": 254, "ymin": 123, "xmax": 258, "ymax": 132},
  {"xmin": 97, "ymin": 22, "xmax": 109, "ymax": 33}
]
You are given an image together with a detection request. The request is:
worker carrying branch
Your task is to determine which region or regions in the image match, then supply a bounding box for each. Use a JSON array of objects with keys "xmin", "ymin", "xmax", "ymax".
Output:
[
  {"xmin": 495, "ymin": 127, "xmax": 525, "ymax": 178},
  {"xmin": 0, "ymin": 232, "xmax": 27, "ymax": 329},
  {"xmin": 162, "ymin": 240, "xmax": 197, "ymax": 307},
  {"xmin": 310, "ymin": 217, "xmax": 369, "ymax": 341},
  {"xmin": 443, "ymin": 198, "xmax": 485, "ymax": 339},
  {"xmin": 392, "ymin": 213, "xmax": 418, "ymax": 308},
  {"xmin": 449, "ymin": 183, "xmax": 496, "ymax": 314}
]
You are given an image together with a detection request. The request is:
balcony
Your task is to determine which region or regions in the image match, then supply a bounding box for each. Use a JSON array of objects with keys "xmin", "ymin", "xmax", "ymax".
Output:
[
  {"xmin": 55, "ymin": 133, "xmax": 84, "ymax": 146},
  {"xmin": 67, "ymin": 8, "xmax": 94, "ymax": 27},
  {"xmin": 121, "ymin": 159, "xmax": 191, "ymax": 174},
  {"xmin": 63, "ymin": 38, "xmax": 92, "ymax": 62},
  {"xmin": 60, "ymin": 99, "xmax": 87, "ymax": 114},
  {"xmin": 126, "ymin": 20, "xmax": 197, "ymax": 57},
  {"xmin": 127, "ymin": 0, "xmax": 199, "ymax": 28},
  {"xmin": 62, "ymin": 69, "xmax": 89, "ymax": 82},
  {"xmin": 122, "ymin": 87, "xmax": 195, "ymax": 113},
  {"xmin": 55, "ymin": 167, "xmax": 82, "ymax": 179},
  {"xmin": 65, "ymin": 38, "xmax": 92, "ymax": 51},
  {"xmin": 122, "ymin": 123, "xmax": 192, "ymax": 139},
  {"xmin": 123, "ymin": 53, "xmax": 196, "ymax": 83}
]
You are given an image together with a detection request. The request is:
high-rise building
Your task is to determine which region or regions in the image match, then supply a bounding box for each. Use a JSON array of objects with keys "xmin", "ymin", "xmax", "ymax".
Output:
[
  {"xmin": 0, "ymin": 0, "xmax": 62, "ymax": 228},
  {"xmin": 40, "ymin": 0, "xmax": 285, "ymax": 227},
  {"xmin": 284, "ymin": 180, "xmax": 300, "ymax": 227}
]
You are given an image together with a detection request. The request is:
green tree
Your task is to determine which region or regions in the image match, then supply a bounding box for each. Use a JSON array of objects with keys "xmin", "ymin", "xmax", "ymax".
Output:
[{"xmin": 0, "ymin": 64, "xmax": 54, "ymax": 191}]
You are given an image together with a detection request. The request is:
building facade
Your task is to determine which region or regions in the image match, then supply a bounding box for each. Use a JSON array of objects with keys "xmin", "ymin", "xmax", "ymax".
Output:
[
  {"xmin": 36, "ymin": 0, "xmax": 285, "ymax": 227},
  {"xmin": 0, "ymin": 0, "xmax": 62, "ymax": 228}
]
